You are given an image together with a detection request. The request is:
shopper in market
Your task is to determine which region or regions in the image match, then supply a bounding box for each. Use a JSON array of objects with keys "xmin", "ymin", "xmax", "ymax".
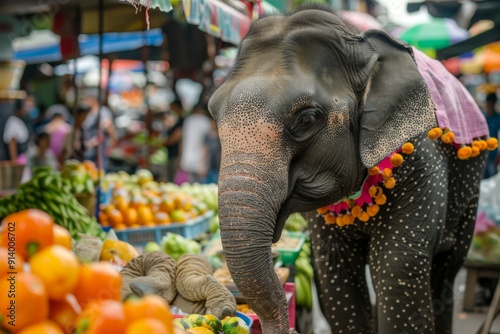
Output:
[
  {"xmin": 178, "ymin": 103, "xmax": 211, "ymax": 183},
  {"xmin": 44, "ymin": 104, "xmax": 72, "ymax": 165},
  {"xmin": 81, "ymin": 90, "xmax": 117, "ymax": 171},
  {"xmin": 165, "ymin": 99, "xmax": 185, "ymax": 182},
  {"xmin": 0, "ymin": 99, "xmax": 30, "ymax": 163},
  {"xmin": 484, "ymin": 92, "xmax": 500, "ymax": 178},
  {"xmin": 69, "ymin": 103, "xmax": 91, "ymax": 161},
  {"xmin": 203, "ymin": 117, "xmax": 221, "ymax": 184},
  {"xmin": 26, "ymin": 130, "xmax": 58, "ymax": 171}
]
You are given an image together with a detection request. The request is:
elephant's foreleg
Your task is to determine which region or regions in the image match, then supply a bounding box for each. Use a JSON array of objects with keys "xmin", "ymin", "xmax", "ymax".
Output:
[
  {"xmin": 306, "ymin": 212, "xmax": 373, "ymax": 334},
  {"xmin": 369, "ymin": 228, "xmax": 437, "ymax": 334},
  {"xmin": 431, "ymin": 151, "xmax": 486, "ymax": 334}
]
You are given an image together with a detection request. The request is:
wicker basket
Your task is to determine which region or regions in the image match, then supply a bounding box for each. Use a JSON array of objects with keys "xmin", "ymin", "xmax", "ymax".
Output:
[
  {"xmin": 0, "ymin": 61, "xmax": 25, "ymax": 91},
  {"xmin": 0, "ymin": 163, "xmax": 25, "ymax": 191}
]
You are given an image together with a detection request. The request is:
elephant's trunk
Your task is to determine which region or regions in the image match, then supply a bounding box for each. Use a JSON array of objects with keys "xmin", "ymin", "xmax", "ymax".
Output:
[{"xmin": 218, "ymin": 162, "xmax": 290, "ymax": 333}]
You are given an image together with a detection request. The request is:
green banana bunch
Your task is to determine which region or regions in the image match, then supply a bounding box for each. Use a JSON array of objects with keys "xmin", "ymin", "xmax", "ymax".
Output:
[
  {"xmin": 294, "ymin": 239, "xmax": 313, "ymax": 310},
  {"xmin": 0, "ymin": 167, "xmax": 105, "ymax": 240}
]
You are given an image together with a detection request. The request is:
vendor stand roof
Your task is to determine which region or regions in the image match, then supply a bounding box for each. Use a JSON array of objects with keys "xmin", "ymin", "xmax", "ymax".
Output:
[{"xmin": 406, "ymin": 0, "xmax": 500, "ymax": 59}]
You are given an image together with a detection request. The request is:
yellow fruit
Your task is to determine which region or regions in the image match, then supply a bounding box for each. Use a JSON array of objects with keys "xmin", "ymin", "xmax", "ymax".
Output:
[
  {"xmin": 170, "ymin": 209, "xmax": 188, "ymax": 223},
  {"xmin": 100, "ymin": 239, "xmax": 139, "ymax": 264},
  {"xmin": 29, "ymin": 245, "xmax": 79, "ymax": 300},
  {"xmin": 187, "ymin": 327, "xmax": 215, "ymax": 334},
  {"xmin": 222, "ymin": 317, "xmax": 249, "ymax": 334},
  {"xmin": 202, "ymin": 314, "xmax": 222, "ymax": 333},
  {"xmin": 173, "ymin": 318, "xmax": 187, "ymax": 329}
]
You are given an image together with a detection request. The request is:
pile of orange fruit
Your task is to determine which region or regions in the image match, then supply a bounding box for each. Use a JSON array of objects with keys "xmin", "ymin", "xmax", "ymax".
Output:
[
  {"xmin": 0, "ymin": 209, "xmax": 180, "ymax": 334},
  {"xmin": 99, "ymin": 187, "xmax": 208, "ymax": 230}
]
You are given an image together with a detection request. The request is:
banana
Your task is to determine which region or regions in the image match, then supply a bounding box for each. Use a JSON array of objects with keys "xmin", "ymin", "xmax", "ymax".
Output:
[
  {"xmin": 295, "ymin": 258, "xmax": 314, "ymax": 280},
  {"xmin": 294, "ymin": 272, "xmax": 305, "ymax": 307},
  {"xmin": 295, "ymin": 272, "xmax": 312, "ymax": 310}
]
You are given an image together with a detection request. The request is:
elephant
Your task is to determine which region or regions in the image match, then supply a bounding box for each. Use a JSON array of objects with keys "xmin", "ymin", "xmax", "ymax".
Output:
[{"xmin": 208, "ymin": 7, "xmax": 496, "ymax": 334}]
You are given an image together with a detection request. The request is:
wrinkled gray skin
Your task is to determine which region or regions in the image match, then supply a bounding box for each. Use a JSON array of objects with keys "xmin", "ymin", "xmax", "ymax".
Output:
[{"xmin": 208, "ymin": 8, "xmax": 487, "ymax": 334}]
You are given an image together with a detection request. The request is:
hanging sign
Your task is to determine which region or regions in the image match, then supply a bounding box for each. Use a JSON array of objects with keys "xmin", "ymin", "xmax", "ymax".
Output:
[{"xmin": 182, "ymin": 0, "xmax": 251, "ymax": 45}]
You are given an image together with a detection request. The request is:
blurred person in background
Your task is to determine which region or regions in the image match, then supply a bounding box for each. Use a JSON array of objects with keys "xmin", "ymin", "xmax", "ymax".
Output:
[
  {"xmin": 69, "ymin": 104, "xmax": 91, "ymax": 161},
  {"xmin": 484, "ymin": 92, "xmax": 500, "ymax": 178},
  {"xmin": 44, "ymin": 104, "xmax": 72, "ymax": 165},
  {"xmin": 165, "ymin": 99, "xmax": 185, "ymax": 182},
  {"xmin": 24, "ymin": 94, "xmax": 40, "ymax": 123},
  {"xmin": 1, "ymin": 99, "xmax": 30, "ymax": 164},
  {"xmin": 82, "ymin": 90, "xmax": 117, "ymax": 171},
  {"xmin": 203, "ymin": 117, "xmax": 221, "ymax": 184},
  {"xmin": 178, "ymin": 103, "xmax": 211, "ymax": 183},
  {"xmin": 26, "ymin": 131, "xmax": 58, "ymax": 171}
]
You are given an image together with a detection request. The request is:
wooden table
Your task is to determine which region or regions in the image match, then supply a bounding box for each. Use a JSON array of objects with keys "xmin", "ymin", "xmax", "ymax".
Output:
[{"xmin": 464, "ymin": 261, "xmax": 500, "ymax": 312}]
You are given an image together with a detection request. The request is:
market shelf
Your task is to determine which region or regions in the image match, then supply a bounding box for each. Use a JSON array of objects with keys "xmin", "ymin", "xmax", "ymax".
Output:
[{"xmin": 114, "ymin": 210, "xmax": 214, "ymax": 246}]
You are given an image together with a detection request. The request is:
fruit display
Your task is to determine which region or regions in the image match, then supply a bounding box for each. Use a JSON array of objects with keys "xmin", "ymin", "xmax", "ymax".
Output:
[
  {"xmin": 160, "ymin": 232, "xmax": 201, "ymax": 260},
  {"xmin": 469, "ymin": 228, "xmax": 500, "ymax": 263},
  {"xmin": 0, "ymin": 218, "xmax": 178, "ymax": 334},
  {"xmin": 174, "ymin": 314, "xmax": 250, "ymax": 334},
  {"xmin": 61, "ymin": 160, "xmax": 101, "ymax": 194},
  {"xmin": 100, "ymin": 171, "xmax": 211, "ymax": 230},
  {"xmin": 284, "ymin": 213, "xmax": 307, "ymax": 232},
  {"xmin": 294, "ymin": 240, "xmax": 313, "ymax": 311},
  {"xmin": 0, "ymin": 167, "xmax": 105, "ymax": 240}
]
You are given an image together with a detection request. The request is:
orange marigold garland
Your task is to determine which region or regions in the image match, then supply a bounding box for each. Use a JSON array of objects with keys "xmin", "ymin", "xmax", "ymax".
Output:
[
  {"xmin": 317, "ymin": 142, "xmax": 414, "ymax": 227},
  {"xmin": 318, "ymin": 126, "xmax": 498, "ymax": 227},
  {"xmin": 427, "ymin": 127, "xmax": 498, "ymax": 160}
]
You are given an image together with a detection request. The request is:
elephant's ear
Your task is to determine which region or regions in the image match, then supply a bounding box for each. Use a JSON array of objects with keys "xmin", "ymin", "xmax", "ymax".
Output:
[{"xmin": 357, "ymin": 30, "xmax": 437, "ymax": 168}]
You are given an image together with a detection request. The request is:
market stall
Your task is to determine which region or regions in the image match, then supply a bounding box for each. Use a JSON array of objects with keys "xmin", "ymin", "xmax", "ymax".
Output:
[{"xmin": 0, "ymin": 163, "xmax": 314, "ymax": 333}]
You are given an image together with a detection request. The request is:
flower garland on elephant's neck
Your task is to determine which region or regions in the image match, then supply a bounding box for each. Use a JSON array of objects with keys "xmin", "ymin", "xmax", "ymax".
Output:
[{"xmin": 317, "ymin": 128, "xmax": 499, "ymax": 227}]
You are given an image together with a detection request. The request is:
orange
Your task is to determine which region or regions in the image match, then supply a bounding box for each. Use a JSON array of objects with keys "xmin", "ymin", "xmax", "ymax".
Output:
[
  {"xmin": 0, "ymin": 246, "xmax": 24, "ymax": 277},
  {"xmin": 125, "ymin": 318, "xmax": 169, "ymax": 334},
  {"xmin": 73, "ymin": 262, "xmax": 122, "ymax": 308},
  {"xmin": 115, "ymin": 197, "xmax": 129, "ymax": 214},
  {"xmin": 123, "ymin": 295, "xmax": 174, "ymax": 330},
  {"xmin": 17, "ymin": 320, "xmax": 64, "ymax": 334},
  {"xmin": 123, "ymin": 208, "xmax": 138, "ymax": 226},
  {"xmin": 75, "ymin": 300, "xmax": 127, "ymax": 334},
  {"xmin": 83, "ymin": 160, "xmax": 97, "ymax": 173},
  {"xmin": 0, "ymin": 209, "xmax": 54, "ymax": 260},
  {"xmin": 103, "ymin": 204, "xmax": 116, "ymax": 216},
  {"xmin": 154, "ymin": 212, "xmax": 171, "ymax": 225},
  {"xmin": 49, "ymin": 294, "xmax": 81, "ymax": 334},
  {"xmin": 53, "ymin": 225, "xmax": 72, "ymax": 250},
  {"xmin": 29, "ymin": 245, "xmax": 79, "ymax": 300},
  {"xmin": 108, "ymin": 209, "xmax": 124, "ymax": 227},
  {"xmin": 0, "ymin": 272, "xmax": 49, "ymax": 332},
  {"xmin": 188, "ymin": 209, "xmax": 199, "ymax": 220},
  {"xmin": 159, "ymin": 197, "xmax": 175, "ymax": 213},
  {"xmin": 113, "ymin": 223, "xmax": 127, "ymax": 230},
  {"xmin": 137, "ymin": 206, "xmax": 153, "ymax": 225}
]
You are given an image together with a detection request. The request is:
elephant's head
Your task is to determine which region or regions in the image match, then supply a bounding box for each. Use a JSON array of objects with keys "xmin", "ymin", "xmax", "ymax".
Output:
[{"xmin": 208, "ymin": 8, "xmax": 436, "ymax": 333}]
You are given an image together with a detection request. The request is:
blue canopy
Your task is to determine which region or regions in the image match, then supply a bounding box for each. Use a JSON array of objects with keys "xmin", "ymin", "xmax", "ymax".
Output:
[{"xmin": 14, "ymin": 29, "xmax": 163, "ymax": 64}]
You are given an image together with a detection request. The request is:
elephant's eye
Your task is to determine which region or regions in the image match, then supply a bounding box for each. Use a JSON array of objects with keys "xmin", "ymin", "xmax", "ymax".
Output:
[
  {"xmin": 302, "ymin": 115, "xmax": 315, "ymax": 124},
  {"xmin": 288, "ymin": 108, "xmax": 323, "ymax": 142}
]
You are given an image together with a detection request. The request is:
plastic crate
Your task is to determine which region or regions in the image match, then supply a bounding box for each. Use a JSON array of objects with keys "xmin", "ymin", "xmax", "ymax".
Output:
[
  {"xmin": 246, "ymin": 282, "xmax": 296, "ymax": 333},
  {"xmin": 273, "ymin": 232, "xmax": 306, "ymax": 266},
  {"xmin": 114, "ymin": 211, "xmax": 214, "ymax": 246}
]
